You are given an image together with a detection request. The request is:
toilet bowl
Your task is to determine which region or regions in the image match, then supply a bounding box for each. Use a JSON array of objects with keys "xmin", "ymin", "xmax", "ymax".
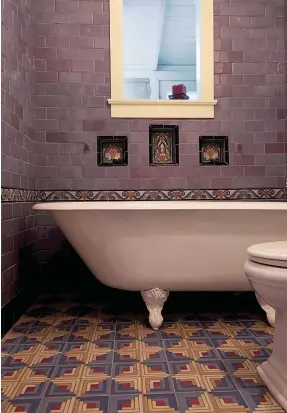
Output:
[{"xmin": 244, "ymin": 241, "xmax": 287, "ymax": 412}]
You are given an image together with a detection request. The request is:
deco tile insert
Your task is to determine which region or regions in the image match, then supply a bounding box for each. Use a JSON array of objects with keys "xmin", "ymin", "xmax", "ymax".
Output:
[
  {"xmin": 199, "ymin": 136, "xmax": 229, "ymax": 166},
  {"xmin": 149, "ymin": 125, "xmax": 179, "ymax": 166},
  {"xmin": 97, "ymin": 136, "xmax": 128, "ymax": 166}
]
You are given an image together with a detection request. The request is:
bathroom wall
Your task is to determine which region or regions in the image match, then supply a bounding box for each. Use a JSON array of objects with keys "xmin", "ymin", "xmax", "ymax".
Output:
[
  {"xmin": 1, "ymin": 0, "xmax": 38, "ymax": 310},
  {"xmin": 285, "ymin": 0, "xmax": 287, "ymax": 182},
  {"xmin": 33, "ymin": 0, "xmax": 286, "ymax": 192},
  {"xmin": 1, "ymin": 0, "xmax": 287, "ymax": 301}
]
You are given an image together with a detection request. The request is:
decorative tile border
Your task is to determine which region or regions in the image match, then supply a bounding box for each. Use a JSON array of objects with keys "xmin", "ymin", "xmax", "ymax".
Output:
[
  {"xmin": 38, "ymin": 190, "xmax": 107, "ymax": 202},
  {"xmin": 2, "ymin": 187, "xmax": 286, "ymax": 202},
  {"xmin": 107, "ymin": 188, "xmax": 285, "ymax": 201},
  {"xmin": 1, "ymin": 188, "xmax": 38, "ymax": 202}
]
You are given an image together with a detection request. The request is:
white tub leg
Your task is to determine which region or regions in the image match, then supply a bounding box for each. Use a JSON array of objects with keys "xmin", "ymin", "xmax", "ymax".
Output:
[
  {"xmin": 141, "ymin": 288, "xmax": 169, "ymax": 330},
  {"xmin": 255, "ymin": 293, "xmax": 275, "ymax": 327}
]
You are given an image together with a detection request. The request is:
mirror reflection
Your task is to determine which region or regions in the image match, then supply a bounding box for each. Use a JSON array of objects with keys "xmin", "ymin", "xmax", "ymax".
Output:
[{"xmin": 123, "ymin": 0, "xmax": 199, "ymax": 100}]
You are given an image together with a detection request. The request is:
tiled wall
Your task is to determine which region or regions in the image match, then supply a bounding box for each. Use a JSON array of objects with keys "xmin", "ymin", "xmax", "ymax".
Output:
[
  {"xmin": 285, "ymin": 0, "xmax": 287, "ymax": 170},
  {"xmin": 1, "ymin": 0, "xmax": 287, "ymax": 306},
  {"xmin": 33, "ymin": 0, "xmax": 286, "ymax": 191},
  {"xmin": 1, "ymin": 203, "xmax": 38, "ymax": 307},
  {"xmin": 32, "ymin": 0, "xmax": 287, "ymax": 290},
  {"xmin": 1, "ymin": 0, "xmax": 38, "ymax": 307},
  {"xmin": 2, "ymin": 0, "xmax": 36, "ymax": 189}
]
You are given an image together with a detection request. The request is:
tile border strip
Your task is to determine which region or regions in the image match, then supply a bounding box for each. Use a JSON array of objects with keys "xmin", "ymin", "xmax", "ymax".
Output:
[
  {"xmin": 1, "ymin": 187, "xmax": 286, "ymax": 202},
  {"xmin": 1, "ymin": 188, "xmax": 38, "ymax": 202}
]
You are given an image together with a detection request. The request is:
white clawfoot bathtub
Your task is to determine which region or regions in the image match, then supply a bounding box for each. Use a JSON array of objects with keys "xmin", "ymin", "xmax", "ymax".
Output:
[{"xmin": 33, "ymin": 201, "xmax": 287, "ymax": 329}]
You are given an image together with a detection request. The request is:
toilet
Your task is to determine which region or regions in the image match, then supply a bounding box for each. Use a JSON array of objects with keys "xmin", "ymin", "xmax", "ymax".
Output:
[{"xmin": 244, "ymin": 241, "xmax": 287, "ymax": 412}]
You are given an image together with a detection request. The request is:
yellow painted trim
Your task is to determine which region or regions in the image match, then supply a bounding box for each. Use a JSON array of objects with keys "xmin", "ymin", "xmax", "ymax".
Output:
[
  {"xmin": 108, "ymin": 100, "xmax": 217, "ymax": 107},
  {"xmin": 200, "ymin": 0, "xmax": 215, "ymax": 102},
  {"xmin": 108, "ymin": 99, "xmax": 216, "ymax": 118},
  {"xmin": 108, "ymin": 0, "xmax": 216, "ymax": 119},
  {"xmin": 109, "ymin": 0, "xmax": 124, "ymax": 100}
]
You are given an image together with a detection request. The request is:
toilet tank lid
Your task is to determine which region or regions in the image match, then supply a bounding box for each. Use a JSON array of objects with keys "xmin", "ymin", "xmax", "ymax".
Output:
[{"xmin": 247, "ymin": 241, "xmax": 287, "ymax": 262}]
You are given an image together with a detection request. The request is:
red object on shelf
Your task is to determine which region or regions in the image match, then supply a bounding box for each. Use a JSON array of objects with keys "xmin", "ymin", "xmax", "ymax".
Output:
[{"xmin": 172, "ymin": 84, "xmax": 186, "ymax": 95}]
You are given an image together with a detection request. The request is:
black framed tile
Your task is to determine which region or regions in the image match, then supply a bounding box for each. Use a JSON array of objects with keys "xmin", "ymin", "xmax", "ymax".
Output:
[
  {"xmin": 199, "ymin": 136, "xmax": 229, "ymax": 166},
  {"xmin": 97, "ymin": 136, "xmax": 128, "ymax": 166},
  {"xmin": 149, "ymin": 125, "xmax": 179, "ymax": 166}
]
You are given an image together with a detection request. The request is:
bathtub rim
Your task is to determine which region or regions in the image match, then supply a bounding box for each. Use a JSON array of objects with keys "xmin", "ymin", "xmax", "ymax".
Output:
[{"xmin": 33, "ymin": 201, "xmax": 287, "ymax": 211}]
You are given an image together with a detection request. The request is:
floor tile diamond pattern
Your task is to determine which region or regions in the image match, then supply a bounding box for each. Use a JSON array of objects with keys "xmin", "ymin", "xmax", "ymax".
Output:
[{"xmin": 1, "ymin": 294, "xmax": 284, "ymax": 413}]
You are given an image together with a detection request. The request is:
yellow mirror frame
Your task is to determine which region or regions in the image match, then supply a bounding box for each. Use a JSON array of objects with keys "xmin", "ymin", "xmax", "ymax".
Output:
[{"xmin": 108, "ymin": 0, "xmax": 217, "ymax": 119}]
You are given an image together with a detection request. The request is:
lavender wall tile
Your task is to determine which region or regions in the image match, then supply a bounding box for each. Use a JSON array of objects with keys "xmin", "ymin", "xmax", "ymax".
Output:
[
  {"xmin": 25, "ymin": 0, "xmax": 286, "ymax": 191},
  {"xmin": 1, "ymin": 0, "xmax": 39, "ymax": 306},
  {"xmin": 1, "ymin": 0, "xmax": 287, "ymax": 305}
]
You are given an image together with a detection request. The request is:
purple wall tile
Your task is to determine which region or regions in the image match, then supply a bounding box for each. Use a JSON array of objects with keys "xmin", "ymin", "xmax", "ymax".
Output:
[
  {"xmin": 1, "ymin": 203, "xmax": 38, "ymax": 307},
  {"xmin": 1, "ymin": 0, "xmax": 287, "ymax": 304},
  {"xmin": 1, "ymin": 0, "xmax": 39, "ymax": 306},
  {"xmin": 27, "ymin": 0, "xmax": 286, "ymax": 191}
]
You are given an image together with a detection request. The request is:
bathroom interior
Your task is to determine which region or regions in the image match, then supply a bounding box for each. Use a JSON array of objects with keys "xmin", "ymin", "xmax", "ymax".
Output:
[{"xmin": 1, "ymin": 0, "xmax": 287, "ymax": 411}]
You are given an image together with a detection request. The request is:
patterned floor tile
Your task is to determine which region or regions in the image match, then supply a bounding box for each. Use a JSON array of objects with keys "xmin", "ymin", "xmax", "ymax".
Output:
[
  {"xmin": 140, "ymin": 337, "xmax": 164, "ymax": 348},
  {"xmin": 51, "ymin": 364, "xmax": 85, "ymax": 380},
  {"xmin": 256, "ymin": 337, "xmax": 274, "ymax": 348},
  {"xmin": 1, "ymin": 294, "xmax": 285, "ymax": 413},
  {"xmin": 78, "ymin": 349, "xmax": 113, "ymax": 365},
  {"xmin": 142, "ymin": 377, "xmax": 174, "ymax": 394},
  {"xmin": 2, "ymin": 397, "xmax": 43, "ymax": 413},
  {"xmin": 2, "ymin": 333, "xmax": 25, "ymax": 346},
  {"xmin": 201, "ymin": 374, "xmax": 238, "ymax": 392},
  {"xmin": 169, "ymin": 360, "xmax": 199, "ymax": 376},
  {"xmin": 183, "ymin": 328, "xmax": 210, "ymax": 340},
  {"xmin": 7, "ymin": 381, "xmax": 49, "ymax": 399},
  {"xmin": 222, "ymin": 359, "xmax": 258, "ymax": 375},
  {"xmin": 79, "ymin": 377, "xmax": 112, "ymax": 398},
  {"xmin": 75, "ymin": 396, "xmax": 109, "ymax": 412},
  {"xmin": 2, "ymin": 355, "xmax": 28, "ymax": 369},
  {"xmin": 113, "ymin": 349, "xmax": 140, "ymax": 363},
  {"xmin": 176, "ymin": 391, "xmax": 213, "ymax": 412},
  {"xmin": 1, "ymin": 344, "xmax": 19, "ymax": 356},
  {"xmin": 109, "ymin": 394, "xmax": 143, "ymax": 413},
  {"xmin": 141, "ymin": 361, "xmax": 170, "ymax": 377},
  {"xmin": 209, "ymin": 390, "xmax": 250, "ymax": 412},
  {"xmin": 111, "ymin": 377, "xmax": 142, "ymax": 394},
  {"xmin": 196, "ymin": 359, "xmax": 228, "ymax": 375},
  {"xmin": 166, "ymin": 349, "xmax": 191, "ymax": 363},
  {"xmin": 37, "ymin": 396, "xmax": 77, "ymax": 413},
  {"xmin": 23, "ymin": 365, "xmax": 57, "ymax": 381},
  {"xmin": 239, "ymin": 388, "xmax": 284, "ymax": 412},
  {"xmin": 162, "ymin": 338, "xmax": 188, "ymax": 350},
  {"xmin": 217, "ymin": 348, "xmax": 246, "ymax": 360},
  {"xmin": 231, "ymin": 373, "xmax": 266, "ymax": 391},
  {"xmin": 177, "ymin": 390, "xmax": 250, "ymax": 412},
  {"xmin": 173, "ymin": 376, "xmax": 204, "ymax": 393},
  {"xmin": 44, "ymin": 381, "xmax": 77, "ymax": 398},
  {"xmin": 188, "ymin": 348, "xmax": 221, "ymax": 362},
  {"xmin": 1, "ymin": 355, "xmax": 8, "ymax": 367},
  {"xmin": 112, "ymin": 362, "xmax": 141, "ymax": 378},
  {"xmin": 188, "ymin": 337, "xmax": 213, "ymax": 348},
  {"xmin": 11, "ymin": 321, "xmax": 35, "ymax": 334}
]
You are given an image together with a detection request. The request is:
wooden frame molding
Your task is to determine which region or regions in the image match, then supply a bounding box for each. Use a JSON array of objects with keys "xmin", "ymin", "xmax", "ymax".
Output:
[{"xmin": 108, "ymin": 0, "xmax": 217, "ymax": 119}]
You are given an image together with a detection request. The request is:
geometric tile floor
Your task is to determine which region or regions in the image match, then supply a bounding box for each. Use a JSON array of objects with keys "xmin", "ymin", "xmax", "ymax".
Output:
[{"xmin": 1, "ymin": 294, "xmax": 284, "ymax": 413}]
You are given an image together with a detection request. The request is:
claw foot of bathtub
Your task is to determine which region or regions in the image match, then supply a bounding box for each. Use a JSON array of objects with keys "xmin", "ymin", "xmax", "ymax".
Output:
[
  {"xmin": 255, "ymin": 293, "xmax": 275, "ymax": 327},
  {"xmin": 141, "ymin": 288, "xmax": 169, "ymax": 330}
]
